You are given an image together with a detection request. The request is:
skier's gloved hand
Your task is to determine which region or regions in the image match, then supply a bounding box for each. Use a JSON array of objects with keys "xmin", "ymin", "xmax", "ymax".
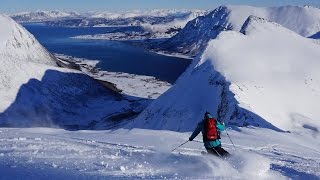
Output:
[{"xmin": 189, "ymin": 137, "xmax": 193, "ymax": 141}]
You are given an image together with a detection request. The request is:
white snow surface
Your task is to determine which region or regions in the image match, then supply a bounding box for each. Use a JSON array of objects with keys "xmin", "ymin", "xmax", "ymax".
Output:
[
  {"xmin": 1, "ymin": 126, "xmax": 319, "ymax": 179},
  {"xmin": 133, "ymin": 16, "xmax": 320, "ymax": 132},
  {"xmin": 227, "ymin": 5, "xmax": 320, "ymax": 37},
  {"xmin": 0, "ymin": 14, "xmax": 57, "ymax": 112},
  {"xmin": 0, "ymin": 14, "xmax": 56, "ymax": 66},
  {"xmin": 209, "ymin": 16, "xmax": 320, "ymax": 131}
]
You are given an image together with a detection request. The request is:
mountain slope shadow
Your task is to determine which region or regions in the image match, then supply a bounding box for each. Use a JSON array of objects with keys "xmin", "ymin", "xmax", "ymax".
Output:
[{"xmin": 0, "ymin": 69, "xmax": 147, "ymax": 129}]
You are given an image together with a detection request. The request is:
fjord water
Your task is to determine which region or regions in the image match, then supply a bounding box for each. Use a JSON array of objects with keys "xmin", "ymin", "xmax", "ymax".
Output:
[{"xmin": 23, "ymin": 24, "xmax": 191, "ymax": 83}]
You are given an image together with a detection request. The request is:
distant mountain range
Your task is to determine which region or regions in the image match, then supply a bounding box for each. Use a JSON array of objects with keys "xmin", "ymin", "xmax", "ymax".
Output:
[
  {"xmin": 11, "ymin": 10, "xmax": 81, "ymax": 22},
  {"xmin": 11, "ymin": 9, "xmax": 207, "ymax": 40},
  {"xmin": 11, "ymin": 9, "xmax": 206, "ymax": 27}
]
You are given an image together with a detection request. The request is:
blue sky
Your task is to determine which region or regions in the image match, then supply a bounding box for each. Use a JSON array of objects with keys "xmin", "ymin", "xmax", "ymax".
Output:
[{"xmin": 2, "ymin": 0, "xmax": 320, "ymax": 13}]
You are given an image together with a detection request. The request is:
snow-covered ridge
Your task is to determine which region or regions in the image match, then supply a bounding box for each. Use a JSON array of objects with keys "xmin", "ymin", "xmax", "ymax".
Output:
[
  {"xmin": 226, "ymin": 5, "xmax": 320, "ymax": 37},
  {"xmin": 0, "ymin": 15, "xmax": 144, "ymax": 128},
  {"xmin": 158, "ymin": 5, "xmax": 320, "ymax": 57},
  {"xmin": 0, "ymin": 14, "xmax": 56, "ymax": 66},
  {"xmin": 132, "ymin": 15, "xmax": 320, "ymax": 132}
]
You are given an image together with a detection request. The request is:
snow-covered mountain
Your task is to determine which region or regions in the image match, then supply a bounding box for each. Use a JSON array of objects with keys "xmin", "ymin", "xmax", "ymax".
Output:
[
  {"xmin": 1, "ymin": 9, "xmax": 320, "ymax": 179},
  {"xmin": 18, "ymin": 9, "xmax": 206, "ymax": 28},
  {"xmin": 157, "ymin": 5, "xmax": 320, "ymax": 57},
  {"xmin": 132, "ymin": 15, "xmax": 320, "ymax": 133},
  {"xmin": 0, "ymin": 14, "xmax": 138, "ymax": 128},
  {"xmin": 139, "ymin": 10, "xmax": 206, "ymax": 38},
  {"xmin": 0, "ymin": 15, "xmax": 56, "ymax": 65},
  {"xmin": 88, "ymin": 9, "xmax": 200, "ymax": 19},
  {"xmin": 11, "ymin": 9, "xmax": 206, "ymax": 40},
  {"xmin": 11, "ymin": 10, "xmax": 81, "ymax": 23}
]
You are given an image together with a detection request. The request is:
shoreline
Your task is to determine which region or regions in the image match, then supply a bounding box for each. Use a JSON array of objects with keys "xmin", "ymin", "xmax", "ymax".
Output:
[
  {"xmin": 54, "ymin": 53, "xmax": 172, "ymax": 99},
  {"xmin": 70, "ymin": 34, "xmax": 193, "ymax": 60},
  {"xmin": 151, "ymin": 50, "xmax": 193, "ymax": 60}
]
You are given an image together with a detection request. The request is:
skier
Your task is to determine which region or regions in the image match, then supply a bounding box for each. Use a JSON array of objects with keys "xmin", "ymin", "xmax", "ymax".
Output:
[{"xmin": 189, "ymin": 111, "xmax": 230, "ymax": 158}]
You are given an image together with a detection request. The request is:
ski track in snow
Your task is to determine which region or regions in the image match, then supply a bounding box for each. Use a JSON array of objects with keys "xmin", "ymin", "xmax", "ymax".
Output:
[{"xmin": 0, "ymin": 128, "xmax": 319, "ymax": 179}]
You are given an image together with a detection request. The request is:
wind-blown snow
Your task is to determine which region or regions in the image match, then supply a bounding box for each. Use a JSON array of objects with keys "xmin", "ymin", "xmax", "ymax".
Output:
[
  {"xmin": 2, "ymin": 127, "xmax": 319, "ymax": 179},
  {"xmin": 228, "ymin": 5, "xmax": 320, "ymax": 37},
  {"xmin": 140, "ymin": 10, "xmax": 206, "ymax": 38},
  {"xmin": 133, "ymin": 16, "xmax": 320, "ymax": 133}
]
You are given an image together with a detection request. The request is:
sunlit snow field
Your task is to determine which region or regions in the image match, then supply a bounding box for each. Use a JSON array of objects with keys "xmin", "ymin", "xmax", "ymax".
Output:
[{"xmin": 0, "ymin": 127, "xmax": 319, "ymax": 179}]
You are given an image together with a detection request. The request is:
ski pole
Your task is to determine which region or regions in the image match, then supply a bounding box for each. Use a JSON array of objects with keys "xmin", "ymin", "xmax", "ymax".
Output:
[
  {"xmin": 171, "ymin": 140, "xmax": 189, "ymax": 152},
  {"xmin": 225, "ymin": 128, "xmax": 236, "ymax": 150},
  {"xmin": 192, "ymin": 140, "xmax": 203, "ymax": 143}
]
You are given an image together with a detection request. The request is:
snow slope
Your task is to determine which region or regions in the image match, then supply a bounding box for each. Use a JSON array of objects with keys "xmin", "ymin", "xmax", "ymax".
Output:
[
  {"xmin": 0, "ymin": 14, "xmax": 57, "ymax": 112},
  {"xmin": 2, "ymin": 127, "xmax": 319, "ymax": 179},
  {"xmin": 0, "ymin": 14, "xmax": 56, "ymax": 66},
  {"xmin": 132, "ymin": 16, "xmax": 320, "ymax": 133},
  {"xmin": 158, "ymin": 5, "xmax": 320, "ymax": 57},
  {"xmin": 0, "ymin": 14, "xmax": 140, "ymax": 128}
]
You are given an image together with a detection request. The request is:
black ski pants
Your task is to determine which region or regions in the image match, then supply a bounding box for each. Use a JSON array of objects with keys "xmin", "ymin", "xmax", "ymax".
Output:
[{"xmin": 206, "ymin": 146, "xmax": 230, "ymax": 158}]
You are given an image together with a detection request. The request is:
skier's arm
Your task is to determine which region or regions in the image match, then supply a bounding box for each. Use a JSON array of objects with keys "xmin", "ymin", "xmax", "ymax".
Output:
[
  {"xmin": 189, "ymin": 123, "xmax": 202, "ymax": 141},
  {"xmin": 216, "ymin": 121, "xmax": 226, "ymax": 131}
]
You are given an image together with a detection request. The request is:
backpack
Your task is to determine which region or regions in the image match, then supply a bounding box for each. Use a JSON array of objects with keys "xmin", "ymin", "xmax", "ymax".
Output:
[{"xmin": 204, "ymin": 117, "xmax": 219, "ymax": 141}]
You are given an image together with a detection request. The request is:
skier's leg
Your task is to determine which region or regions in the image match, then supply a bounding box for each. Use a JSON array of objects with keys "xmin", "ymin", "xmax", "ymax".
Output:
[
  {"xmin": 215, "ymin": 146, "xmax": 230, "ymax": 157},
  {"xmin": 206, "ymin": 148, "xmax": 222, "ymax": 157}
]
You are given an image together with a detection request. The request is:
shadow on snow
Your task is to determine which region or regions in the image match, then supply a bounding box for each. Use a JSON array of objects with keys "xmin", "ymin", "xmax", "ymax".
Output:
[{"xmin": 0, "ymin": 69, "xmax": 149, "ymax": 130}]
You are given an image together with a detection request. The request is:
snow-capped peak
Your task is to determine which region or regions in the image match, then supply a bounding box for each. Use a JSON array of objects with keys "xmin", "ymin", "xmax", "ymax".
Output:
[
  {"xmin": 158, "ymin": 5, "xmax": 320, "ymax": 57},
  {"xmin": 0, "ymin": 14, "xmax": 56, "ymax": 65},
  {"xmin": 132, "ymin": 12, "xmax": 320, "ymax": 132},
  {"xmin": 240, "ymin": 15, "xmax": 283, "ymax": 35},
  {"xmin": 0, "ymin": 15, "xmax": 127, "ymax": 128}
]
